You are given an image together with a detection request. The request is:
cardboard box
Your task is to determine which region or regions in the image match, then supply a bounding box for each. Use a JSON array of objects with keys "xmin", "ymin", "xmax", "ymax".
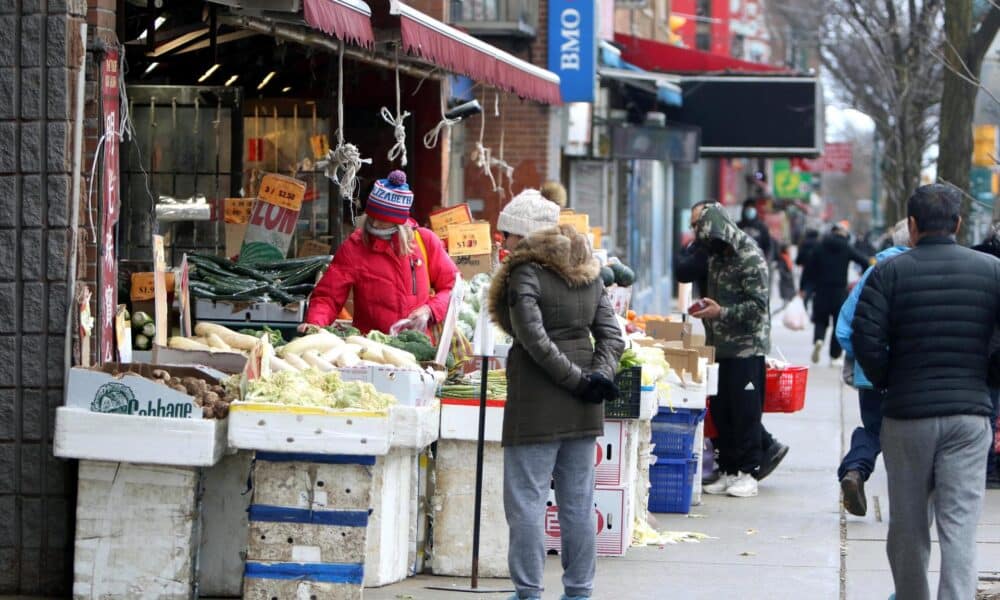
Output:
[
  {"xmin": 662, "ymin": 347, "xmax": 704, "ymax": 383},
  {"xmin": 544, "ymin": 485, "xmax": 634, "ymax": 557},
  {"xmin": 152, "ymin": 344, "xmax": 248, "ymax": 374},
  {"xmin": 646, "ymin": 320, "xmax": 692, "ymax": 345},
  {"xmin": 451, "ymin": 252, "xmax": 492, "ymax": 280},
  {"xmin": 595, "ymin": 419, "xmax": 640, "ymax": 487},
  {"xmin": 690, "ymin": 345, "xmax": 716, "ymax": 363},
  {"xmin": 65, "ymin": 363, "xmax": 226, "ymax": 418}
]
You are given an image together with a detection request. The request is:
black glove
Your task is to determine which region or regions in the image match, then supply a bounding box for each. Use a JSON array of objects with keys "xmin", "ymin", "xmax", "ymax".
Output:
[
  {"xmin": 590, "ymin": 373, "xmax": 620, "ymax": 403},
  {"xmin": 575, "ymin": 373, "xmax": 620, "ymax": 404}
]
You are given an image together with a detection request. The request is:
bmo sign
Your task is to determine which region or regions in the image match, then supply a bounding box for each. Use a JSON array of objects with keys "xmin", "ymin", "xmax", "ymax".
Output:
[{"xmin": 548, "ymin": 0, "xmax": 596, "ymax": 102}]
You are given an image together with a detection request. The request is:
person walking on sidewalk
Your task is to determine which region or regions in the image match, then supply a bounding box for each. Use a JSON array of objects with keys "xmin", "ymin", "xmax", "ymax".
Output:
[
  {"xmin": 488, "ymin": 190, "xmax": 626, "ymax": 600},
  {"xmin": 852, "ymin": 184, "xmax": 1000, "ymax": 600},
  {"xmin": 971, "ymin": 222, "xmax": 1000, "ymax": 489},
  {"xmin": 802, "ymin": 223, "xmax": 872, "ymax": 365},
  {"xmin": 689, "ymin": 202, "xmax": 774, "ymax": 498},
  {"xmin": 834, "ymin": 219, "xmax": 910, "ymax": 517}
]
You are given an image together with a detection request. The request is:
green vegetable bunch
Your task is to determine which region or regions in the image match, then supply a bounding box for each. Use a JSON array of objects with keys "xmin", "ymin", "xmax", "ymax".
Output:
[
  {"xmin": 366, "ymin": 329, "xmax": 437, "ymax": 363},
  {"xmin": 618, "ymin": 348, "xmax": 643, "ymax": 373}
]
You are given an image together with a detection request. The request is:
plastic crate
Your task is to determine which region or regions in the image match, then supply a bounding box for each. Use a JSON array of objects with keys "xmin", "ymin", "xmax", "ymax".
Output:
[
  {"xmin": 763, "ymin": 366, "xmax": 809, "ymax": 413},
  {"xmin": 648, "ymin": 458, "xmax": 698, "ymax": 514},
  {"xmin": 650, "ymin": 408, "xmax": 705, "ymax": 458},
  {"xmin": 606, "ymin": 367, "xmax": 641, "ymax": 419}
]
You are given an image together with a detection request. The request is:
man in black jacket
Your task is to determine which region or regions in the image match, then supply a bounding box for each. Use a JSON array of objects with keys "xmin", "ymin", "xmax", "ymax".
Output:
[
  {"xmin": 852, "ymin": 184, "xmax": 999, "ymax": 600},
  {"xmin": 803, "ymin": 224, "xmax": 872, "ymax": 365}
]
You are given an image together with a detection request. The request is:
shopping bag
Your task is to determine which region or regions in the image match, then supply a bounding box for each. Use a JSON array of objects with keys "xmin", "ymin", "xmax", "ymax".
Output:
[{"xmin": 782, "ymin": 296, "xmax": 808, "ymax": 331}]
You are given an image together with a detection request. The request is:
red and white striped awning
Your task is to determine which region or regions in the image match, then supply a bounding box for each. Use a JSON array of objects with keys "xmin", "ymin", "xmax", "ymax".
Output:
[
  {"xmin": 391, "ymin": 0, "xmax": 561, "ymax": 104},
  {"xmin": 304, "ymin": 0, "xmax": 375, "ymax": 49}
]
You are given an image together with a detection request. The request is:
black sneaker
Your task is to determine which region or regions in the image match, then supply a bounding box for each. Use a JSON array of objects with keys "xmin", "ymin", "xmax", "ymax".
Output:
[
  {"xmin": 841, "ymin": 470, "xmax": 867, "ymax": 516},
  {"xmin": 754, "ymin": 442, "xmax": 789, "ymax": 481}
]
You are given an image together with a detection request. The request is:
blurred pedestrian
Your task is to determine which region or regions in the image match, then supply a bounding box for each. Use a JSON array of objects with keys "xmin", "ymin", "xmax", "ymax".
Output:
[
  {"xmin": 971, "ymin": 222, "xmax": 1000, "ymax": 489},
  {"xmin": 489, "ymin": 189, "xmax": 625, "ymax": 600},
  {"xmin": 737, "ymin": 198, "xmax": 773, "ymax": 261},
  {"xmin": 775, "ymin": 243, "xmax": 797, "ymax": 311},
  {"xmin": 853, "ymin": 184, "xmax": 1000, "ymax": 600},
  {"xmin": 834, "ymin": 219, "xmax": 910, "ymax": 516},
  {"xmin": 689, "ymin": 202, "xmax": 786, "ymax": 498},
  {"xmin": 796, "ymin": 228, "xmax": 820, "ymax": 310},
  {"xmin": 801, "ymin": 223, "xmax": 872, "ymax": 366}
]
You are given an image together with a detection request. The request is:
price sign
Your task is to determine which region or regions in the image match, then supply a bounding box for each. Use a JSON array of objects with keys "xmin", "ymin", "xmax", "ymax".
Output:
[
  {"xmin": 591, "ymin": 226, "xmax": 602, "ymax": 248},
  {"xmin": 447, "ymin": 223, "xmax": 492, "ymax": 257},
  {"xmin": 430, "ymin": 204, "xmax": 473, "ymax": 239},
  {"xmin": 559, "ymin": 212, "xmax": 590, "ymax": 233},
  {"xmin": 131, "ymin": 272, "xmax": 176, "ymax": 302},
  {"xmin": 259, "ymin": 173, "xmax": 306, "ymax": 212},
  {"xmin": 224, "ymin": 198, "xmax": 254, "ymax": 224}
]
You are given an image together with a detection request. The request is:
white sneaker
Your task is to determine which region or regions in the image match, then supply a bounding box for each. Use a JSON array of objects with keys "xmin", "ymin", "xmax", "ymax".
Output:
[
  {"xmin": 703, "ymin": 474, "xmax": 733, "ymax": 495},
  {"xmin": 811, "ymin": 340, "xmax": 823, "ymax": 364},
  {"xmin": 830, "ymin": 357, "xmax": 844, "ymax": 368},
  {"xmin": 727, "ymin": 472, "xmax": 759, "ymax": 498}
]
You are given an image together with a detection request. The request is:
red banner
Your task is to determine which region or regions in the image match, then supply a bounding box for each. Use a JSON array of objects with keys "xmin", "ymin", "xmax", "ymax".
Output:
[
  {"xmin": 99, "ymin": 50, "xmax": 120, "ymax": 363},
  {"xmin": 791, "ymin": 142, "xmax": 853, "ymax": 174}
]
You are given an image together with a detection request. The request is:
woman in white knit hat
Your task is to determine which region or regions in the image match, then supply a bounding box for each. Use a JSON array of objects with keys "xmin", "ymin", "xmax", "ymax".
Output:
[{"xmin": 490, "ymin": 189, "xmax": 625, "ymax": 600}]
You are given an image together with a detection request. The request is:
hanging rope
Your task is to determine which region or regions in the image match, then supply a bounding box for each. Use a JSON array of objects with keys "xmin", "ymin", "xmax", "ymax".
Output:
[
  {"xmin": 472, "ymin": 91, "xmax": 497, "ymax": 191},
  {"xmin": 491, "ymin": 92, "xmax": 513, "ymax": 198},
  {"xmin": 423, "ymin": 85, "xmax": 459, "ymax": 149},
  {"xmin": 320, "ymin": 41, "xmax": 370, "ymax": 206},
  {"xmin": 380, "ymin": 53, "xmax": 410, "ymax": 166}
]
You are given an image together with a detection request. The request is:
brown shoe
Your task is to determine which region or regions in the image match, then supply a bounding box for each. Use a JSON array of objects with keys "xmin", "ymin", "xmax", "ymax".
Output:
[{"xmin": 840, "ymin": 470, "xmax": 867, "ymax": 516}]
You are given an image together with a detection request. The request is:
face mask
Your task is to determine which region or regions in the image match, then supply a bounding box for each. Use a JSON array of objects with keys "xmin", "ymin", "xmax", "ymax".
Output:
[
  {"xmin": 366, "ymin": 220, "xmax": 396, "ymax": 240},
  {"xmin": 743, "ymin": 208, "xmax": 757, "ymax": 221}
]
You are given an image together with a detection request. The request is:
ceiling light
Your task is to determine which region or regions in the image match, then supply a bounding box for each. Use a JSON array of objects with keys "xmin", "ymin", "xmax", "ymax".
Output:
[
  {"xmin": 225, "ymin": 74, "xmax": 239, "ymax": 87},
  {"xmin": 136, "ymin": 16, "xmax": 167, "ymax": 41},
  {"xmin": 144, "ymin": 62, "xmax": 159, "ymax": 75},
  {"xmin": 282, "ymin": 86, "xmax": 292, "ymax": 93},
  {"xmin": 257, "ymin": 71, "xmax": 276, "ymax": 91},
  {"xmin": 197, "ymin": 63, "xmax": 220, "ymax": 83}
]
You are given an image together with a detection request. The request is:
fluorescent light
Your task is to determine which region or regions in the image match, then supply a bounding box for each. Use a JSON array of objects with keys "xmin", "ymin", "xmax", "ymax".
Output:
[
  {"xmin": 257, "ymin": 71, "xmax": 276, "ymax": 91},
  {"xmin": 281, "ymin": 86, "xmax": 292, "ymax": 93},
  {"xmin": 144, "ymin": 62, "xmax": 159, "ymax": 75},
  {"xmin": 197, "ymin": 63, "xmax": 221, "ymax": 83},
  {"xmin": 136, "ymin": 16, "xmax": 167, "ymax": 41},
  {"xmin": 225, "ymin": 74, "xmax": 239, "ymax": 87}
]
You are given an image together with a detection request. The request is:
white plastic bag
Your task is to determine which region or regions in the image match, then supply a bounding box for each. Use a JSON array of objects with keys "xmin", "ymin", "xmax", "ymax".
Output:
[{"xmin": 782, "ymin": 296, "xmax": 808, "ymax": 331}]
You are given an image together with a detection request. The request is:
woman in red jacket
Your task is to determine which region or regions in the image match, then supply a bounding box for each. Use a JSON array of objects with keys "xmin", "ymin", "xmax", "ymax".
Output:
[{"xmin": 301, "ymin": 170, "xmax": 458, "ymax": 335}]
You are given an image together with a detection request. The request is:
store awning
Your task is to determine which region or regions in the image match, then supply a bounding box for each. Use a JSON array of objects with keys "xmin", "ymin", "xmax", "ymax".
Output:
[
  {"xmin": 599, "ymin": 41, "xmax": 682, "ymax": 107},
  {"xmin": 390, "ymin": 0, "xmax": 561, "ymax": 104},
  {"xmin": 303, "ymin": 0, "xmax": 375, "ymax": 49},
  {"xmin": 614, "ymin": 33, "xmax": 787, "ymax": 75}
]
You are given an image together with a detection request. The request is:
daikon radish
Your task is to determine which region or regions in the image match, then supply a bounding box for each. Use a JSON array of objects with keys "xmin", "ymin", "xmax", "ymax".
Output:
[
  {"xmin": 379, "ymin": 345, "xmax": 419, "ymax": 368},
  {"xmin": 319, "ymin": 346, "xmax": 345, "ymax": 364},
  {"xmin": 284, "ymin": 353, "xmax": 311, "ymax": 370},
  {"xmin": 279, "ymin": 331, "xmax": 343, "ymax": 357},
  {"xmin": 194, "ymin": 322, "xmax": 259, "ymax": 350},
  {"xmin": 206, "ymin": 333, "xmax": 232, "ymax": 351},
  {"xmin": 168, "ymin": 336, "xmax": 212, "ymax": 351},
  {"xmin": 303, "ymin": 350, "xmax": 335, "ymax": 372},
  {"xmin": 337, "ymin": 351, "xmax": 362, "ymax": 368},
  {"xmin": 269, "ymin": 355, "xmax": 299, "ymax": 373}
]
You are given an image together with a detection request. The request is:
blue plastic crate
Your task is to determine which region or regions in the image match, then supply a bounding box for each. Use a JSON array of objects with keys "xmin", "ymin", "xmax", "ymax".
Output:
[
  {"xmin": 648, "ymin": 457, "xmax": 698, "ymax": 514},
  {"xmin": 650, "ymin": 408, "xmax": 705, "ymax": 458}
]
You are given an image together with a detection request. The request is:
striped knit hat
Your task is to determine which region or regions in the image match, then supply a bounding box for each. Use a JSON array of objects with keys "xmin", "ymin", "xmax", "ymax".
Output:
[{"xmin": 366, "ymin": 170, "xmax": 414, "ymax": 224}]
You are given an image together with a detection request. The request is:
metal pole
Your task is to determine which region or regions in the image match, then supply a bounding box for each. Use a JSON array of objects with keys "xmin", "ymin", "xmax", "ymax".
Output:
[{"xmin": 471, "ymin": 355, "xmax": 490, "ymax": 588}]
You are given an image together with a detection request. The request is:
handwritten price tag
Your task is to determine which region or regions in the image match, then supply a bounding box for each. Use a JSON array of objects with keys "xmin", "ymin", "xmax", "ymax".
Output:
[
  {"xmin": 559, "ymin": 212, "xmax": 590, "ymax": 233},
  {"xmin": 430, "ymin": 204, "xmax": 472, "ymax": 239},
  {"xmin": 259, "ymin": 173, "xmax": 306, "ymax": 212},
  {"xmin": 131, "ymin": 272, "xmax": 175, "ymax": 302},
  {"xmin": 447, "ymin": 223, "xmax": 492, "ymax": 257},
  {"xmin": 224, "ymin": 198, "xmax": 254, "ymax": 224}
]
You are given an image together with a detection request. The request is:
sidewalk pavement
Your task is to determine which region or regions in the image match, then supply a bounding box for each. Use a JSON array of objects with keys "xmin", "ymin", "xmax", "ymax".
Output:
[{"xmin": 367, "ymin": 320, "xmax": 1000, "ymax": 600}]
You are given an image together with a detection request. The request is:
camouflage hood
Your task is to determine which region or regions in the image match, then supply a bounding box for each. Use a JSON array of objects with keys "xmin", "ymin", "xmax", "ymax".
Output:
[{"xmin": 694, "ymin": 203, "xmax": 758, "ymax": 257}]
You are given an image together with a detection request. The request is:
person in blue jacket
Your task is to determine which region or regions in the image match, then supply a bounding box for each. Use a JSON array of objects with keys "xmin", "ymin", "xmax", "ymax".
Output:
[{"xmin": 835, "ymin": 219, "xmax": 910, "ymax": 517}]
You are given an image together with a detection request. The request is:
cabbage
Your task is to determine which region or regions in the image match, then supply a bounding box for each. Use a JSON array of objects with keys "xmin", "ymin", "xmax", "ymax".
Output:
[{"xmin": 245, "ymin": 369, "xmax": 396, "ymax": 411}]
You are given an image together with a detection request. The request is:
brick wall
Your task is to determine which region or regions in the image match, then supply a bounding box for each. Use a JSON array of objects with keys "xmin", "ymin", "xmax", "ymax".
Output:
[
  {"xmin": 460, "ymin": 0, "xmax": 555, "ymax": 227},
  {"xmin": 0, "ymin": 0, "xmax": 94, "ymax": 594}
]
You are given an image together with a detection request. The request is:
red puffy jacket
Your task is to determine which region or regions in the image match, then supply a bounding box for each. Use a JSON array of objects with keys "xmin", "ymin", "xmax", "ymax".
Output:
[{"xmin": 304, "ymin": 227, "xmax": 458, "ymax": 334}]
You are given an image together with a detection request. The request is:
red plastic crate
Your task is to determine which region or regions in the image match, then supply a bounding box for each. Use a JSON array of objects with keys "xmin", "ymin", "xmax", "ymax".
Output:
[{"xmin": 763, "ymin": 366, "xmax": 808, "ymax": 413}]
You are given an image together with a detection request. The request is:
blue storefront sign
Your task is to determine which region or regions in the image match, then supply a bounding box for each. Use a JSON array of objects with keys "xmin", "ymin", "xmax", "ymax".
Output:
[{"xmin": 548, "ymin": 0, "xmax": 596, "ymax": 103}]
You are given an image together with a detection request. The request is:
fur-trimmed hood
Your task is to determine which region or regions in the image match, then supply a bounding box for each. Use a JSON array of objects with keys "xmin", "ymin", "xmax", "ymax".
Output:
[{"xmin": 488, "ymin": 224, "xmax": 601, "ymax": 336}]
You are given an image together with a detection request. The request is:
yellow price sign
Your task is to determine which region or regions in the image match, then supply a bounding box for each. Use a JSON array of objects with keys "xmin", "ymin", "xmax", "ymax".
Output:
[
  {"xmin": 429, "ymin": 204, "xmax": 472, "ymax": 239},
  {"xmin": 773, "ymin": 169, "xmax": 802, "ymax": 198},
  {"xmin": 259, "ymin": 173, "xmax": 306, "ymax": 212},
  {"xmin": 223, "ymin": 198, "xmax": 254, "ymax": 224},
  {"xmin": 559, "ymin": 212, "xmax": 590, "ymax": 233},
  {"xmin": 447, "ymin": 222, "xmax": 492, "ymax": 257}
]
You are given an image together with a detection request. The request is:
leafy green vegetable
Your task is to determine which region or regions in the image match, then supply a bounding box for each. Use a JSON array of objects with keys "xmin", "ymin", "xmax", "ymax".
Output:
[
  {"xmin": 325, "ymin": 323, "xmax": 361, "ymax": 339},
  {"xmin": 618, "ymin": 348, "xmax": 642, "ymax": 372},
  {"xmin": 244, "ymin": 369, "xmax": 396, "ymax": 410},
  {"xmin": 367, "ymin": 330, "xmax": 393, "ymax": 344},
  {"xmin": 239, "ymin": 326, "xmax": 286, "ymax": 347}
]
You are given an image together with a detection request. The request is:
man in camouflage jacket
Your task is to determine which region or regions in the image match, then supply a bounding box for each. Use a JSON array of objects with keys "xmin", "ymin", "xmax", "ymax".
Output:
[{"xmin": 690, "ymin": 202, "xmax": 773, "ymax": 498}]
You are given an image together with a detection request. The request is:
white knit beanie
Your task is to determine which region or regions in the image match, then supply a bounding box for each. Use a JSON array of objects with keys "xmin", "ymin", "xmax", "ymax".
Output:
[{"xmin": 497, "ymin": 189, "xmax": 560, "ymax": 238}]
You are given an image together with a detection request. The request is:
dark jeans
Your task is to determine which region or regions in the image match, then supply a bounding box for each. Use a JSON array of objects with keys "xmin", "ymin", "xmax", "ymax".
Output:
[
  {"xmin": 712, "ymin": 356, "xmax": 765, "ymax": 474},
  {"xmin": 838, "ymin": 388, "xmax": 883, "ymax": 481},
  {"xmin": 989, "ymin": 389, "xmax": 999, "ymax": 478},
  {"xmin": 812, "ymin": 287, "xmax": 848, "ymax": 359}
]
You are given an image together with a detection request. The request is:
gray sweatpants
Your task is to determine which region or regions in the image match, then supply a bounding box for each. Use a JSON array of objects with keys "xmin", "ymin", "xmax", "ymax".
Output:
[
  {"xmin": 504, "ymin": 437, "xmax": 597, "ymax": 599},
  {"xmin": 881, "ymin": 414, "xmax": 991, "ymax": 600}
]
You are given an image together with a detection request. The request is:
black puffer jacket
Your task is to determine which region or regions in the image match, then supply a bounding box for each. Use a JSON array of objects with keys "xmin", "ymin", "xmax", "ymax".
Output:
[
  {"xmin": 802, "ymin": 232, "xmax": 871, "ymax": 293},
  {"xmin": 851, "ymin": 236, "xmax": 1000, "ymax": 419}
]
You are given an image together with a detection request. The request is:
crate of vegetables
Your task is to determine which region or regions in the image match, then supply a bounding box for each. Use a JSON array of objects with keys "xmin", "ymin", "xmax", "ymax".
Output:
[{"xmin": 54, "ymin": 363, "xmax": 236, "ymax": 466}]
